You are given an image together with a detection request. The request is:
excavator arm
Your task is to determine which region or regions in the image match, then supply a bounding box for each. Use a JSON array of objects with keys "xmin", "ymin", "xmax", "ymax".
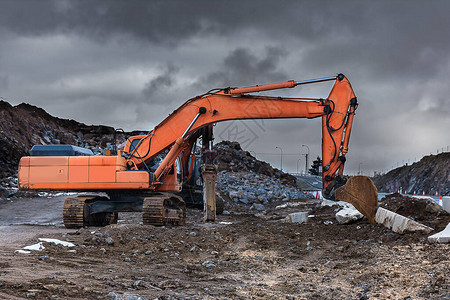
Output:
[
  {"xmin": 122, "ymin": 74, "xmax": 377, "ymax": 221},
  {"xmin": 124, "ymin": 76, "xmax": 342, "ymax": 188}
]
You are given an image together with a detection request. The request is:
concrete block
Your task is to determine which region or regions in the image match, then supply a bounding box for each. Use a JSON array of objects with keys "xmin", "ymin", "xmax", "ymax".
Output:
[
  {"xmin": 375, "ymin": 207, "xmax": 433, "ymax": 234},
  {"xmin": 335, "ymin": 208, "xmax": 364, "ymax": 224},
  {"xmin": 285, "ymin": 212, "xmax": 308, "ymax": 224},
  {"xmin": 442, "ymin": 197, "xmax": 450, "ymax": 214},
  {"xmin": 428, "ymin": 222, "xmax": 450, "ymax": 243}
]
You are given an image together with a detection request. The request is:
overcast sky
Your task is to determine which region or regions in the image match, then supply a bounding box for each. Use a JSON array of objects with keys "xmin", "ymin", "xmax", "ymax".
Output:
[{"xmin": 1, "ymin": 0, "xmax": 449, "ymax": 175}]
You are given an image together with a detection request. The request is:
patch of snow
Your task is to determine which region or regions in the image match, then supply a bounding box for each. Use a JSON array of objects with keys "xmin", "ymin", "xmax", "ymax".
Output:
[
  {"xmin": 38, "ymin": 238, "xmax": 75, "ymax": 247},
  {"xmin": 15, "ymin": 250, "xmax": 31, "ymax": 254},
  {"xmin": 23, "ymin": 242, "xmax": 45, "ymax": 251}
]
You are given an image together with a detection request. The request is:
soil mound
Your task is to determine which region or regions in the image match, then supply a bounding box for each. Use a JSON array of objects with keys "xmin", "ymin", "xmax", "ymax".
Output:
[{"xmin": 379, "ymin": 193, "xmax": 449, "ymax": 231}]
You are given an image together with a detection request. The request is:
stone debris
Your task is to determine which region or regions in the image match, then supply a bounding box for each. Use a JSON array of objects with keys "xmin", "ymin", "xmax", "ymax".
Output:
[
  {"xmin": 284, "ymin": 212, "xmax": 308, "ymax": 224},
  {"xmin": 375, "ymin": 207, "xmax": 433, "ymax": 234},
  {"xmin": 275, "ymin": 202, "xmax": 303, "ymax": 209},
  {"xmin": 428, "ymin": 222, "xmax": 450, "ymax": 243},
  {"xmin": 214, "ymin": 141, "xmax": 297, "ymax": 186},
  {"xmin": 216, "ymin": 171, "xmax": 304, "ymax": 206},
  {"xmin": 250, "ymin": 203, "xmax": 265, "ymax": 211},
  {"xmin": 202, "ymin": 260, "xmax": 216, "ymax": 268},
  {"xmin": 107, "ymin": 292, "xmax": 146, "ymax": 300},
  {"xmin": 335, "ymin": 207, "xmax": 364, "ymax": 224}
]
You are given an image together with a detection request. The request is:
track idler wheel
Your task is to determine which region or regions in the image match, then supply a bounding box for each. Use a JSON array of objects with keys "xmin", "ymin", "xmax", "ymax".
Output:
[
  {"xmin": 142, "ymin": 194, "xmax": 186, "ymax": 226},
  {"xmin": 63, "ymin": 197, "xmax": 87, "ymax": 229},
  {"xmin": 334, "ymin": 176, "xmax": 379, "ymax": 223}
]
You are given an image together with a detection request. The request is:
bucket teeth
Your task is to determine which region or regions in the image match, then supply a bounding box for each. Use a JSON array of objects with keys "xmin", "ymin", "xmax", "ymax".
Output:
[{"xmin": 335, "ymin": 176, "xmax": 379, "ymax": 223}]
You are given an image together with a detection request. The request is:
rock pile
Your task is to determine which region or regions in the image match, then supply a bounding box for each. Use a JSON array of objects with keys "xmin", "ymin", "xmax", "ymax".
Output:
[
  {"xmin": 0, "ymin": 100, "xmax": 141, "ymax": 178},
  {"xmin": 216, "ymin": 170, "xmax": 304, "ymax": 208},
  {"xmin": 214, "ymin": 141, "xmax": 297, "ymax": 186},
  {"xmin": 0, "ymin": 176, "xmax": 18, "ymax": 199}
]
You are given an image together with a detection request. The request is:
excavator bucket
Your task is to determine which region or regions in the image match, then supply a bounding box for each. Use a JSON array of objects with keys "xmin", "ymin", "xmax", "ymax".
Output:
[{"xmin": 334, "ymin": 176, "xmax": 379, "ymax": 223}]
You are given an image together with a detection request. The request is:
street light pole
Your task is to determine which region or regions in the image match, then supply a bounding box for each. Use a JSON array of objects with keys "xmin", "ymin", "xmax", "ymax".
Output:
[
  {"xmin": 358, "ymin": 162, "xmax": 363, "ymax": 175},
  {"xmin": 275, "ymin": 146, "xmax": 283, "ymax": 172},
  {"xmin": 302, "ymin": 144, "xmax": 310, "ymax": 174}
]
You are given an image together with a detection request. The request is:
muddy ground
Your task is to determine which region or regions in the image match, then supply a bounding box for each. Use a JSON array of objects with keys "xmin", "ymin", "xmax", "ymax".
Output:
[{"xmin": 0, "ymin": 195, "xmax": 448, "ymax": 299}]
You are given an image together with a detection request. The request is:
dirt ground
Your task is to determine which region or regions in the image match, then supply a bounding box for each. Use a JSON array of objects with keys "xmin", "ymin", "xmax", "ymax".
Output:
[{"xmin": 0, "ymin": 195, "xmax": 449, "ymax": 299}]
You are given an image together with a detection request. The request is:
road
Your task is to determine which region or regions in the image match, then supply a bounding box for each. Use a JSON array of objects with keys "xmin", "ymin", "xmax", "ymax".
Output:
[{"xmin": 0, "ymin": 195, "xmax": 65, "ymax": 227}]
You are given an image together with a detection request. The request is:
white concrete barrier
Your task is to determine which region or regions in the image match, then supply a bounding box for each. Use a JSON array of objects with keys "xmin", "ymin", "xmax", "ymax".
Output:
[
  {"xmin": 428, "ymin": 222, "xmax": 450, "ymax": 243},
  {"xmin": 375, "ymin": 207, "xmax": 433, "ymax": 234},
  {"xmin": 442, "ymin": 196, "xmax": 450, "ymax": 214}
]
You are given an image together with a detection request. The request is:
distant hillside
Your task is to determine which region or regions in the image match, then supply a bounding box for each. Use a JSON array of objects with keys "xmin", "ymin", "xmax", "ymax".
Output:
[
  {"xmin": 372, "ymin": 152, "xmax": 450, "ymax": 196},
  {"xmin": 0, "ymin": 100, "xmax": 141, "ymax": 178}
]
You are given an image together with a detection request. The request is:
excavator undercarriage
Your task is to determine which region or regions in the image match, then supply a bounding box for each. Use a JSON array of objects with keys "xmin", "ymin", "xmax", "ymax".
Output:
[{"xmin": 62, "ymin": 193, "xmax": 186, "ymax": 228}]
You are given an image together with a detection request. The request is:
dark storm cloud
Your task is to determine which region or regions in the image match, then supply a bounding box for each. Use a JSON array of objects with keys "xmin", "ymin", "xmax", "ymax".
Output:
[
  {"xmin": 195, "ymin": 47, "xmax": 288, "ymax": 89},
  {"xmin": 142, "ymin": 63, "xmax": 180, "ymax": 102},
  {"xmin": 0, "ymin": 0, "xmax": 449, "ymax": 174},
  {"xmin": 0, "ymin": 0, "xmax": 286, "ymax": 44}
]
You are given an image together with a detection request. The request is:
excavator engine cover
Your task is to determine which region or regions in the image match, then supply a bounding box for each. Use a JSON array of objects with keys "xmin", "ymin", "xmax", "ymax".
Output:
[{"xmin": 334, "ymin": 176, "xmax": 378, "ymax": 223}]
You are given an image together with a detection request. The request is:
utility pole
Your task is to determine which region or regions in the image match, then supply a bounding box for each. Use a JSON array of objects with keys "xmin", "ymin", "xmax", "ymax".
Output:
[{"xmin": 302, "ymin": 144, "xmax": 310, "ymax": 174}]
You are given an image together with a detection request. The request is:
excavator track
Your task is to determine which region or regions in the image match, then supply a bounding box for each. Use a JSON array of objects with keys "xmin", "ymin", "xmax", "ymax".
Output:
[
  {"xmin": 63, "ymin": 196, "xmax": 91, "ymax": 229},
  {"xmin": 142, "ymin": 194, "xmax": 185, "ymax": 226},
  {"xmin": 63, "ymin": 196, "xmax": 118, "ymax": 228}
]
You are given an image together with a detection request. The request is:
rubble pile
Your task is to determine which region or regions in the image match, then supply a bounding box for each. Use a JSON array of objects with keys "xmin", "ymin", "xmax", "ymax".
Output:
[
  {"xmin": 216, "ymin": 170, "xmax": 305, "ymax": 208},
  {"xmin": 0, "ymin": 100, "xmax": 141, "ymax": 179},
  {"xmin": 214, "ymin": 141, "xmax": 297, "ymax": 186},
  {"xmin": 0, "ymin": 176, "xmax": 18, "ymax": 199}
]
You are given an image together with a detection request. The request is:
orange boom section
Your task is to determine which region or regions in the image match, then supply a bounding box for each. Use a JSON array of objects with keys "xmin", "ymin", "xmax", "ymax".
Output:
[{"xmin": 19, "ymin": 155, "xmax": 150, "ymax": 190}]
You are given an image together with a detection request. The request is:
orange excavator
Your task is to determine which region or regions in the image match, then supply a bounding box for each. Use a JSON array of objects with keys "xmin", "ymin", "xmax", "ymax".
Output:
[{"xmin": 18, "ymin": 74, "xmax": 378, "ymax": 228}]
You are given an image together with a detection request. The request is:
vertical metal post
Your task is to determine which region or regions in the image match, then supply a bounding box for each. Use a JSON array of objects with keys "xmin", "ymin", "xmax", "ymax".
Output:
[
  {"xmin": 302, "ymin": 144, "xmax": 310, "ymax": 174},
  {"xmin": 275, "ymin": 146, "xmax": 283, "ymax": 171}
]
